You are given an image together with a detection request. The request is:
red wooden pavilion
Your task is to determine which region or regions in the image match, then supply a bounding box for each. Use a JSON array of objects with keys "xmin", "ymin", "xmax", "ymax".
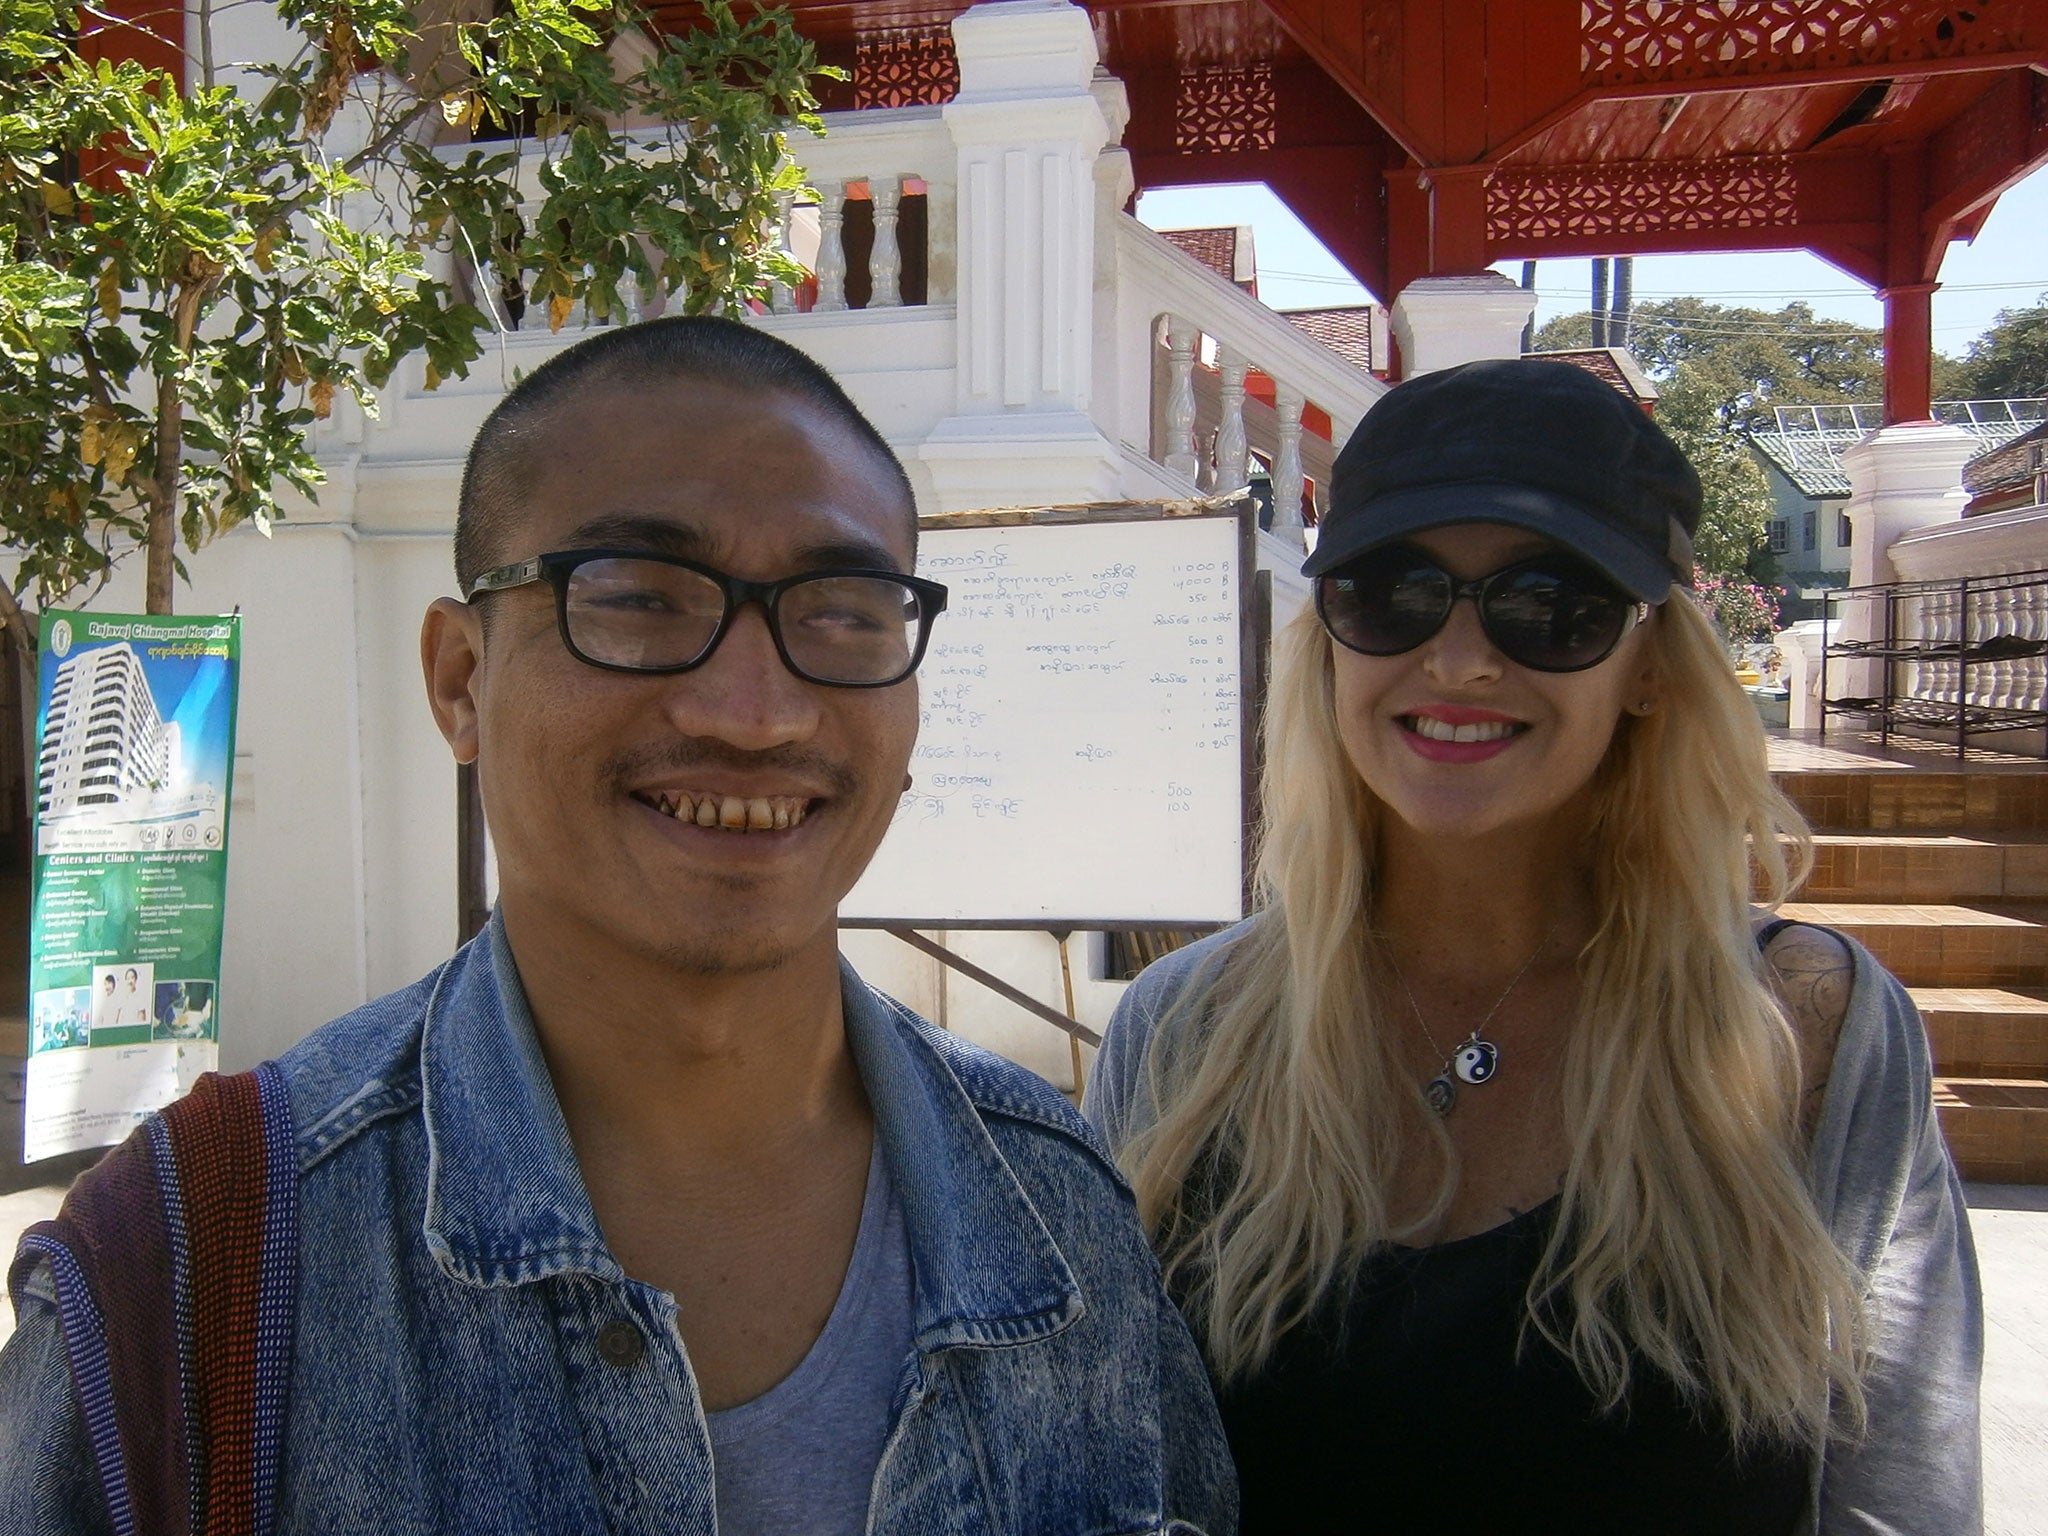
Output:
[
  {"xmin": 684, "ymin": 0, "xmax": 2048, "ymax": 419},
  {"xmin": 89, "ymin": 0, "xmax": 2048, "ymax": 417}
]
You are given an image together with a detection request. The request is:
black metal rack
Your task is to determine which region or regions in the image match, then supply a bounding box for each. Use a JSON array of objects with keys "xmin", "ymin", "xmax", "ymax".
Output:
[{"xmin": 1820, "ymin": 567, "xmax": 2048, "ymax": 758}]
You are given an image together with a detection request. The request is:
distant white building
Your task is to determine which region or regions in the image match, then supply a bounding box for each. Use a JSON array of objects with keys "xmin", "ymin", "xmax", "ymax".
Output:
[
  {"xmin": 1749, "ymin": 398, "xmax": 2046, "ymax": 610},
  {"xmin": 36, "ymin": 644, "xmax": 170, "ymax": 822}
]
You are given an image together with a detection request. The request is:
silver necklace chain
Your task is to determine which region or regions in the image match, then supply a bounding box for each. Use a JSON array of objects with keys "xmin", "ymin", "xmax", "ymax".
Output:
[{"xmin": 1385, "ymin": 918, "xmax": 1563, "ymax": 1116}]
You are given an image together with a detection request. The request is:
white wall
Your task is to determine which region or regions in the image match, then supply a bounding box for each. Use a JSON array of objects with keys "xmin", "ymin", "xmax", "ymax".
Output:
[{"xmin": 8, "ymin": 0, "xmax": 1400, "ymax": 1084}]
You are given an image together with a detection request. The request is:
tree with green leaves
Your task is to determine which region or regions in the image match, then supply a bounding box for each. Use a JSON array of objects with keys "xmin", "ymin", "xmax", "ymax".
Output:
[
  {"xmin": 0, "ymin": 0, "xmax": 828, "ymax": 650},
  {"xmin": 1946, "ymin": 294, "xmax": 2048, "ymax": 401},
  {"xmin": 1535, "ymin": 298, "xmax": 1890, "ymax": 580}
]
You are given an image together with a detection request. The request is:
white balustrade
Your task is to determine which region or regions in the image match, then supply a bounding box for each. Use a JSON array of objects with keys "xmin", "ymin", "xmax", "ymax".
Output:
[
  {"xmin": 1213, "ymin": 346, "xmax": 1250, "ymax": 494},
  {"xmin": 869, "ymin": 176, "xmax": 903, "ymax": 309},
  {"xmin": 1164, "ymin": 316, "xmax": 1199, "ymax": 479},
  {"xmin": 814, "ymin": 176, "xmax": 849, "ymax": 312},
  {"xmin": 784, "ymin": 105, "xmax": 953, "ymax": 313},
  {"xmin": 1117, "ymin": 219, "xmax": 1381, "ymax": 527},
  {"xmin": 1933, "ymin": 588, "xmax": 1960, "ymax": 704},
  {"xmin": 768, "ymin": 190, "xmax": 796, "ymax": 313},
  {"xmin": 1271, "ymin": 385, "xmax": 1306, "ymax": 538},
  {"xmin": 1987, "ymin": 582, "xmax": 2014, "ymax": 709},
  {"xmin": 2023, "ymin": 580, "xmax": 2047, "ymax": 716}
]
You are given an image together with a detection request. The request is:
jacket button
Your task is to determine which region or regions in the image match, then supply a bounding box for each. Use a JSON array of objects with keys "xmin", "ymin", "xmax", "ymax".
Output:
[{"xmin": 597, "ymin": 1320, "xmax": 645, "ymax": 1368}]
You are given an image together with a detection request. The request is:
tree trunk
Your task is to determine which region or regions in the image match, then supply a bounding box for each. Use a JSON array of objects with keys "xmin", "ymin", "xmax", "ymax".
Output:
[
  {"xmin": 147, "ymin": 377, "xmax": 181, "ymax": 616},
  {"xmin": 1590, "ymin": 257, "xmax": 1610, "ymax": 348},
  {"xmin": 148, "ymin": 282, "xmax": 206, "ymax": 617},
  {"xmin": 0, "ymin": 585, "xmax": 34, "ymax": 660}
]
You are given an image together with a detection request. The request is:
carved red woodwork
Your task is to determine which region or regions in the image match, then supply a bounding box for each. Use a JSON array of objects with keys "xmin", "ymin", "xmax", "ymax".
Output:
[
  {"xmin": 852, "ymin": 26, "xmax": 960, "ymax": 109},
  {"xmin": 1580, "ymin": 0, "xmax": 2029, "ymax": 85},
  {"xmin": 1487, "ymin": 156, "xmax": 1799, "ymax": 245},
  {"xmin": 1174, "ymin": 64, "xmax": 1279, "ymax": 154}
]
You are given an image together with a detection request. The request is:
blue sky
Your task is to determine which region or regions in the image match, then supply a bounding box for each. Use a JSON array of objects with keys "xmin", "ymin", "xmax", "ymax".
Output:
[{"xmin": 1136, "ymin": 168, "xmax": 2047, "ymax": 361}]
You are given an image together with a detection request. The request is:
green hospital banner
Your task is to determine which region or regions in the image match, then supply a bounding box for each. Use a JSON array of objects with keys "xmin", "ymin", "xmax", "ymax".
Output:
[{"xmin": 24, "ymin": 610, "xmax": 241, "ymax": 1161}]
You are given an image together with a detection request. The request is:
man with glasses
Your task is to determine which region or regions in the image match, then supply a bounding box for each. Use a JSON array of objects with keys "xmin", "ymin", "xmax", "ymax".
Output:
[{"xmin": 2, "ymin": 316, "xmax": 1235, "ymax": 1534}]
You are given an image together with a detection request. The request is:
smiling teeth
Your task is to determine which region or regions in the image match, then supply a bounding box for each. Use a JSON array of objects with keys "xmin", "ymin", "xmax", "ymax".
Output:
[
  {"xmin": 1408, "ymin": 717, "xmax": 1517, "ymax": 743},
  {"xmin": 645, "ymin": 791, "xmax": 809, "ymax": 831}
]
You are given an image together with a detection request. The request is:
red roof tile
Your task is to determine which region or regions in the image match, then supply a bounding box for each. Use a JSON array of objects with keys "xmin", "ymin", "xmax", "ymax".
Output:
[
  {"xmin": 1158, "ymin": 226, "xmax": 1253, "ymax": 291},
  {"xmin": 1531, "ymin": 347, "xmax": 1656, "ymax": 403},
  {"xmin": 1280, "ymin": 307, "xmax": 1375, "ymax": 372}
]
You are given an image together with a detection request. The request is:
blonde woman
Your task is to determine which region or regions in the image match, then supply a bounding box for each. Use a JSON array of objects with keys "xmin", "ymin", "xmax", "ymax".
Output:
[{"xmin": 1085, "ymin": 360, "xmax": 1981, "ymax": 1536}]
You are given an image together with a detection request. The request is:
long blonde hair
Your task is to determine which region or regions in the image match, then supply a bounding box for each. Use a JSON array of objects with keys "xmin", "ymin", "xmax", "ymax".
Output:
[{"xmin": 1124, "ymin": 596, "xmax": 1865, "ymax": 1447}]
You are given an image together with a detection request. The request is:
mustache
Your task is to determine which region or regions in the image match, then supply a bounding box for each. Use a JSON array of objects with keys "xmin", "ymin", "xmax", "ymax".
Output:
[{"xmin": 602, "ymin": 739, "xmax": 861, "ymax": 800}]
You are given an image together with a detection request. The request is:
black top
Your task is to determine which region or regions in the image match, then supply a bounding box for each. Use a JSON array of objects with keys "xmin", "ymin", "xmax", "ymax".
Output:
[{"xmin": 1213, "ymin": 1199, "xmax": 1812, "ymax": 1536}]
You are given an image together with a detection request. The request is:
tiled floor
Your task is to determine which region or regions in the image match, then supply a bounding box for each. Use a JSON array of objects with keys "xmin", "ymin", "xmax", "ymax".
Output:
[
  {"xmin": 1918, "ymin": 989, "xmax": 2048, "ymax": 1078},
  {"xmin": 1939, "ymin": 1084, "xmax": 2048, "ymax": 1182},
  {"xmin": 1766, "ymin": 728, "xmax": 2048, "ymax": 773},
  {"xmin": 1781, "ymin": 901, "xmax": 2048, "ymax": 989}
]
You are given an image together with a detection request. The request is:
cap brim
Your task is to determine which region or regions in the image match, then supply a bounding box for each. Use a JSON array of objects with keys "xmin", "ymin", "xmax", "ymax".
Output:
[{"xmin": 1300, "ymin": 481, "xmax": 1676, "ymax": 603}]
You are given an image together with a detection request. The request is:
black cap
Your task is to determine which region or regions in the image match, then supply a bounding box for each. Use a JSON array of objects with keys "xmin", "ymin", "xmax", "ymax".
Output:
[{"xmin": 1302, "ymin": 358, "xmax": 1702, "ymax": 603}]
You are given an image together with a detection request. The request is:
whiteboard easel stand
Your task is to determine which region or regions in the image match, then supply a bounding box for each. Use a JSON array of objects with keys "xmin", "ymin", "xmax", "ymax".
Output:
[
  {"xmin": 883, "ymin": 926, "xmax": 1103, "ymax": 1050},
  {"xmin": 1053, "ymin": 930, "xmax": 1083, "ymax": 1096},
  {"xmin": 845, "ymin": 496, "xmax": 1272, "ymax": 1094}
]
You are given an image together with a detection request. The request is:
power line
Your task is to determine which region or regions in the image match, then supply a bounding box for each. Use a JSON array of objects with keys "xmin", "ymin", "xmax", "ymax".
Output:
[{"xmin": 1257, "ymin": 266, "xmax": 2046, "ymax": 300}]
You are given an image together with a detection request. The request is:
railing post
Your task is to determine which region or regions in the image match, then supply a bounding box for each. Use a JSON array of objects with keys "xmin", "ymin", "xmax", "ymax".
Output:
[
  {"xmin": 1882, "ymin": 585, "xmax": 1897, "ymax": 751},
  {"xmin": 1819, "ymin": 593, "xmax": 1831, "ymax": 739},
  {"xmin": 1272, "ymin": 385, "xmax": 1306, "ymax": 539},
  {"xmin": 1213, "ymin": 345, "xmax": 1249, "ymax": 494},
  {"xmin": 2023, "ymin": 575, "xmax": 2047, "ymax": 723},
  {"xmin": 1957, "ymin": 576, "xmax": 1972, "ymax": 756},
  {"xmin": 1991, "ymin": 577, "xmax": 2018, "ymax": 711},
  {"xmin": 1163, "ymin": 316, "xmax": 1199, "ymax": 480},
  {"xmin": 870, "ymin": 176, "xmax": 903, "ymax": 308},
  {"xmin": 814, "ymin": 178, "xmax": 848, "ymax": 313},
  {"xmin": 1901, "ymin": 583, "xmax": 1928, "ymax": 710}
]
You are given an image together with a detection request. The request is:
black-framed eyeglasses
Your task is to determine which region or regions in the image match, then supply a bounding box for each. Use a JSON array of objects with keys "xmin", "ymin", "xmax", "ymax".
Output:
[
  {"xmin": 1315, "ymin": 544, "xmax": 1651, "ymax": 674},
  {"xmin": 463, "ymin": 548, "xmax": 949, "ymax": 688}
]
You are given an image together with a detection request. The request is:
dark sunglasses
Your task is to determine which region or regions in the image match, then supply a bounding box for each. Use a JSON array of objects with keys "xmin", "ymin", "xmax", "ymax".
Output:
[{"xmin": 1315, "ymin": 544, "xmax": 1650, "ymax": 673}]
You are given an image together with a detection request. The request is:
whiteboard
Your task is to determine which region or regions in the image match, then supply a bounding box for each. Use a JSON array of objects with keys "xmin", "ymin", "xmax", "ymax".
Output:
[{"xmin": 841, "ymin": 508, "xmax": 1247, "ymax": 926}]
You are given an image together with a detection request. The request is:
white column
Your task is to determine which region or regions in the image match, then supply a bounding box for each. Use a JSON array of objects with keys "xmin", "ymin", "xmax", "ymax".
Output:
[
  {"xmin": 1835, "ymin": 421, "xmax": 1977, "ymax": 697},
  {"xmin": 919, "ymin": 0, "xmax": 1122, "ymax": 510},
  {"xmin": 1390, "ymin": 272, "xmax": 1538, "ymax": 378},
  {"xmin": 869, "ymin": 176, "xmax": 903, "ymax": 308},
  {"xmin": 814, "ymin": 178, "xmax": 848, "ymax": 313},
  {"xmin": 1840, "ymin": 423, "xmax": 1977, "ymax": 589},
  {"xmin": 1213, "ymin": 345, "xmax": 1250, "ymax": 493}
]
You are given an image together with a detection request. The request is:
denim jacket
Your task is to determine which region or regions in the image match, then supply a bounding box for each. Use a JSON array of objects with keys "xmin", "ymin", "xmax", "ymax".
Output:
[{"xmin": 1, "ymin": 918, "xmax": 1237, "ymax": 1535}]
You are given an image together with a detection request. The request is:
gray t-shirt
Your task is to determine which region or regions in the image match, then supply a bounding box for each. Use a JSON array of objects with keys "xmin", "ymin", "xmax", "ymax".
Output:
[{"xmin": 706, "ymin": 1135, "xmax": 915, "ymax": 1536}]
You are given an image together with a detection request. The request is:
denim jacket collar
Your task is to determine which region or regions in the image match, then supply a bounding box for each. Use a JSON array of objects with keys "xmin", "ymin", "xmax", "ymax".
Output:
[
  {"xmin": 418, "ymin": 914, "xmax": 1082, "ymax": 1351},
  {"xmin": 418, "ymin": 917, "xmax": 623, "ymax": 1289}
]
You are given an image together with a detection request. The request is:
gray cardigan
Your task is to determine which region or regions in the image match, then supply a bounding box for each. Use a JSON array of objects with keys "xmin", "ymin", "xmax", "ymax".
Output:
[{"xmin": 1083, "ymin": 918, "xmax": 1984, "ymax": 1536}]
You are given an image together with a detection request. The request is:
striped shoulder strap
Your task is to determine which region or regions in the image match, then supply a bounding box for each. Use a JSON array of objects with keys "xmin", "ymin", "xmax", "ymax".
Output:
[{"xmin": 8, "ymin": 1063, "xmax": 298, "ymax": 1536}]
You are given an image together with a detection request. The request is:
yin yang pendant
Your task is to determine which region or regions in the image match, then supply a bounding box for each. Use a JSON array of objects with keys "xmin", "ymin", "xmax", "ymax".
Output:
[
  {"xmin": 1425, "ymin": 1073, "xmax": 1457, "ymax": 1115},
  {"xmin": 1453, "ymin": 1036, "xmax": 1500, "ymax": 1085}
]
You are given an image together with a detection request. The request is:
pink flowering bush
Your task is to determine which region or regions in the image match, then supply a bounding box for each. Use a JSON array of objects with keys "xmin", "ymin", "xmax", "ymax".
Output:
[{"xmin": 1691, "ymin": 576, "xmax": 1784, "ymax": 651}]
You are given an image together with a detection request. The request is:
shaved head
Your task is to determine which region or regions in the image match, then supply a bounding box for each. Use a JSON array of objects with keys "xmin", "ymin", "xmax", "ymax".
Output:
[{"xmin": 455, "ymin": 315, "xmax": 916, "ymax": 592}]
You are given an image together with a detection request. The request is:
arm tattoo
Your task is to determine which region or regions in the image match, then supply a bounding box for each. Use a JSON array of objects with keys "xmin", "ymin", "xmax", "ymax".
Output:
[{"xmin": 1764, "ymin": 926, "xmax": 1853, "ymax": 1132}]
